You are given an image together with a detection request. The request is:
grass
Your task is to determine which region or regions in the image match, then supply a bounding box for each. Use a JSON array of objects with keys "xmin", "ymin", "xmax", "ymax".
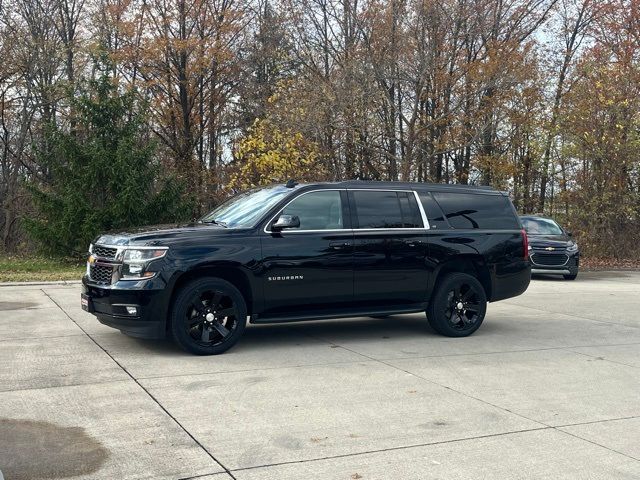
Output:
[{"xmin": 0, "ymin": 255, "xmax": 86, "ymax": 282}]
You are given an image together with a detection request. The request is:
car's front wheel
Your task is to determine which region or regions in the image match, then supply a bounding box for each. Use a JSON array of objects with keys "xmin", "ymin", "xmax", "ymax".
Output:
[
  {"xmin": 426, "ymin": 273, "xmax": 487, "ymax": 337},
  {"xmin": 170, "ymin": 277, "xmax": 247, "ymax": 355}
]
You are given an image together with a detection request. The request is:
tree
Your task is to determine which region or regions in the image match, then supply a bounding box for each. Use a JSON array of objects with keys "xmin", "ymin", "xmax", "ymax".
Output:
[
  {"xmin": 25, "ymin": 58, "xmax": 190, "ymax": 256},
  {"xmin": 227, "ymin": 117, "xmax": 326, "ymax": 190}
]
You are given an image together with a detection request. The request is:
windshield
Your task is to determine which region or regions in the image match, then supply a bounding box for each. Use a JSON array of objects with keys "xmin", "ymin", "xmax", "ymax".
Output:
[
  {"xmin": 201, "ymin": 186, "xmax": 291, "ymax": 228},
  {"xmin": 521, "ymin": 217, "xmax": 564, "ymax": 235}
]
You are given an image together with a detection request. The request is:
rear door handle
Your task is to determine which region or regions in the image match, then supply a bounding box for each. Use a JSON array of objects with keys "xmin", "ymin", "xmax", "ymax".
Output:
[
  {"xmin": 329, "ymin": 241, "xmax": 353, "ymax": 250},
  {"xmin": 405, "ymin": 240, "xmax": 425, "ymax": 247}
]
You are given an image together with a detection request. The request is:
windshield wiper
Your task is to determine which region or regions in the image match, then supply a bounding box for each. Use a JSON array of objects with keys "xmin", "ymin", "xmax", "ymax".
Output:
[{"xmin": 202, "ymin": 218, "xmax": 228, "ymax": 227}]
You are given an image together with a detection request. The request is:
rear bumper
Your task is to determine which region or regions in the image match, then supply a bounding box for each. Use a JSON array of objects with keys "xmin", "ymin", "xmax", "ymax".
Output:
[
  {"xmin": 81, "ymin": 276, "xmax": 169, "ymax": 339},
  {"xmin": 491, "ymin": 261, "xmax": 531, "ymax": 302}
]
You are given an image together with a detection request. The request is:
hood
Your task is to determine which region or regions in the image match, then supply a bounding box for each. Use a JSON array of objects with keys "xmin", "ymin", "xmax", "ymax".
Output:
[
  {"xmin": 527, "ymin": 233, "xmax": 573, "ymax": 248},
  {"xmin": 93, "ymin": 222, "xmax": 233, "ymax": 247}
]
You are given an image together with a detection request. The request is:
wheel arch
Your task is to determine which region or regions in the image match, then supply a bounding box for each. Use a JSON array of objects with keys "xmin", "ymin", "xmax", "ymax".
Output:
[
  {"xmin": 431, "ymin": 255, "xmax": 493, "ymax": 301},
  {"xmin": 166, "ymin": 263, "xmax": 255, "ymax": 332}
]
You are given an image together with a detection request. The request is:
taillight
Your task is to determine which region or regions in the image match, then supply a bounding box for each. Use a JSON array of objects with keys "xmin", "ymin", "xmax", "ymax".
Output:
[{"xmin": 521, "ymin": 228, "xmax": 529, "ymax": 260}]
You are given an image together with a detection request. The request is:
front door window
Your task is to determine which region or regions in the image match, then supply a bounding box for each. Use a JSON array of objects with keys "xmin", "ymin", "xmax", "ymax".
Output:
[{"xmin": 278, "ymin": 190, "xmax": 344, "ymax": 231}]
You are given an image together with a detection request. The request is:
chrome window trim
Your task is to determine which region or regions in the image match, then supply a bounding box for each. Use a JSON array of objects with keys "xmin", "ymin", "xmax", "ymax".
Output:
[
  {"xmin": 264, "ymin": 188, "xmax": 431, "ymax": 234},
  {"xmin": 413, "ymin": 190, "xmax": 430, "ymax": 229}
]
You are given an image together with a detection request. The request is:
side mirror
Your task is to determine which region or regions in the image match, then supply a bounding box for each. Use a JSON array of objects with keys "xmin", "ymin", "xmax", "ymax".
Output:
[
  {"xmin": 566, "ymin": 230, "xmax": 573, "ymax": 237},
  {"xmin": 272, "ymin": 214, "xmax": 300, "ymax": 231}
]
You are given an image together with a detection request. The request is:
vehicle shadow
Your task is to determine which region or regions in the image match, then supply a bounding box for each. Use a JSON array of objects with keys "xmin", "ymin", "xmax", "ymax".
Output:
[{"xmin": 122, "ymin": 314, "xmax": 439, "ymax": 355}]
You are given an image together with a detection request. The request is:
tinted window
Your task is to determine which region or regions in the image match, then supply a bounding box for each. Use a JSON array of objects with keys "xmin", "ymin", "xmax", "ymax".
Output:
[
  {"xmin": 280, "ymin": 190, "xmax": 343, "ymax": 230},
  {"xmin": 418, "ymin": 192, "xmax": 450, "ymax": 230},
  {"xmin": 398, "ymin": 192, "xmax": 423, "ymax": 228},
  {"xmin": 432, "ymin": 192, "xmax": 519, "ymax": 229},
  {"xmin": 352, "ymin": 191, "xmax": 423, "ymax": 229}
]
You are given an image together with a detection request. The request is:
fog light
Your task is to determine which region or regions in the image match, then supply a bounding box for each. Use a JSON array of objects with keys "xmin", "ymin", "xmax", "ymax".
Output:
[{"xmin": 126, "ymin": 306, "xmax": 138, "ymax": 315}]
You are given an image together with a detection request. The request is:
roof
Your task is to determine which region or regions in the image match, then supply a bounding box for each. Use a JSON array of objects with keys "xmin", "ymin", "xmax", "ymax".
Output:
[{"xmin": 291, "ymin": 180, "xmax": 500, "ymax": 195}]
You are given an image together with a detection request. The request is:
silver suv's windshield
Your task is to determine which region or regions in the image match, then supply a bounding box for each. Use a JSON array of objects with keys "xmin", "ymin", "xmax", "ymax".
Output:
[
  {"xmin": 521, "ymin": 217, "xmax": 564, "ymax": 235},
  {"xmin": 200, "ymin": 186, "xmax": 290, "ymax": 228}
]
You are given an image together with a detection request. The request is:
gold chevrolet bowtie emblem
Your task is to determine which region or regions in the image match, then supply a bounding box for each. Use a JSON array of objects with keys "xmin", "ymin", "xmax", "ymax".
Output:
[
  {"xmin": 88, "ymin": 254, "xmax": 97, "ymax": 265},
  {"xmin": 545, "ymin": 247, "xmax": 555, "ymax": 251}
]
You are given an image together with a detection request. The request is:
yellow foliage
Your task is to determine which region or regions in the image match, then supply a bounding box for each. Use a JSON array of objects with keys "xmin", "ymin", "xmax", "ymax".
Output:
[{"xmin": 227, "ymin": 118, "xmax": 326, "ymax": 190}]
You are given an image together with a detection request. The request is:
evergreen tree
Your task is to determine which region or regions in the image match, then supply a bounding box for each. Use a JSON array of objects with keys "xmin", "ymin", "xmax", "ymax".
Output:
[{"xmin": 25, "ymin": 58, "xmax": 191, "ymax": 256}]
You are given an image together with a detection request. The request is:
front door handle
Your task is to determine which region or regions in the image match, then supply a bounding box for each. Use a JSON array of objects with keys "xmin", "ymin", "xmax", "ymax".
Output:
[{"xmin": 329, "ymin": 241, "xmax": 353, "ymax": 250}]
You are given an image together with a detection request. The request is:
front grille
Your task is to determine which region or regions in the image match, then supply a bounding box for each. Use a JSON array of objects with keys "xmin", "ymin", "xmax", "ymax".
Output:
[
  {"xmin": 531, "ymin": 253, "xmax": 569, "ymax": 267},
  {"xmin": 90, "ymin": 264, "xmax": 115, "ymax": 284},
  {"xmin": 93, "ymin": 245, "xmax": 118, "ymax": 260}
]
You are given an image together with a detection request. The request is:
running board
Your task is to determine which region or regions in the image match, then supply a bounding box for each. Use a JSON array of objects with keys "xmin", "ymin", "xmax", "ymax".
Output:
[{"xmin": 251, "ymin": 304, "xmax": 427, "ymax": 324}]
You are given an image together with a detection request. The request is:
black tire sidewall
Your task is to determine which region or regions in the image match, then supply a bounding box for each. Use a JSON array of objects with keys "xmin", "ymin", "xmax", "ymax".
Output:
[
  {"xmin": 427, "ymin": 272, "xmax": 487, "ymax": 337},
  {"xmin": 171, "ymin": 277, "xmax": 247, "ymax": 355}
]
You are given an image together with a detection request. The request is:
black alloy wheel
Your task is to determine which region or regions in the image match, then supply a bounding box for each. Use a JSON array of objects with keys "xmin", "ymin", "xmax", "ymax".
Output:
[
  {"xmin": 427, "ymin": 273, "xmax": 487, "ymax": 337},
  {"xmin": 171, "ymin": 278, "xmax": 247, "ymax": 355}
]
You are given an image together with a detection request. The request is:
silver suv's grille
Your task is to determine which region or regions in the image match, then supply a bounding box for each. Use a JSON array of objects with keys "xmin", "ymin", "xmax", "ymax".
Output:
[
  {"xmin": 93, "ymin": 245, "xmax": 118, "ymax": 260},
  {"xmin": 89, "ymin": 264, "xmax": 115, "ymax": 284}
]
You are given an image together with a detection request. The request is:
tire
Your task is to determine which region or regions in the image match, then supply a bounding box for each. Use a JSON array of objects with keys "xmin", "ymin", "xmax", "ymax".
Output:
[
  {"xmin": 426, "ymin": 273, "xmax": 487, "ymax": 337},
  {"xmin": 563, "ymin": 273, "xmax": 578, "ymax": 280},
  {"xmin": 170, "ymin": 277, "xmax": 247, "ymax": 355}
]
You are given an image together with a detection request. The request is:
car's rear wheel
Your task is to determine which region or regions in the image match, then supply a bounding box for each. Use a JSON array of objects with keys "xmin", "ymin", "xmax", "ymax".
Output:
[
  {"xmin": 170, "ymin": 277, "xmax": 247, "ymax": 355},
  {"xmin": 563, "ymin": 272, "xmax": 578, "ymax": 280},
  {"xmin": 427, "ymin": 273, "xmax": 487, "ymax": 337}
]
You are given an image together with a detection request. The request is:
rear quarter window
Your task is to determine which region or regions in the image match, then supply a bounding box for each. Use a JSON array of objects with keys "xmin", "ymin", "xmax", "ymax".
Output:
[
  {"xmin": 431, "ymin": 192, "xmax": 519, "ymax": 230},
  {"xmin": 418, "ymin": 192, "xmax": 450, "ymax": 230}
]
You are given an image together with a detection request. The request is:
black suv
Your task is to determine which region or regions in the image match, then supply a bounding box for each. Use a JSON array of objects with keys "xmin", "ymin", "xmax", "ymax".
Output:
[
  {"xmin": 520, "ymin": 215, "xmax": 580, "ymax": 280},
  {"xmin": 82, "ymin": 181, "xmax": 531, "ymax": 355}
]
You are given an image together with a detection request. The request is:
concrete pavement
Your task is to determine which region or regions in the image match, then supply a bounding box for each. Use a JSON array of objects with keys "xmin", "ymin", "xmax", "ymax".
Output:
[{"xmin": 0, "ymin": 271, "xmax": 639, "ymax": 479}]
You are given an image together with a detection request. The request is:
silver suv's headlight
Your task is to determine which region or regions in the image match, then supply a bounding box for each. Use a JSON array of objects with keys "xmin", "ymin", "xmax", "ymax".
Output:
[
  {"xmin": 120, "ymin": 247, "xmax": 168, "ymax": 280},
  {"xmin": 566, "ymin": 241, "xmax": 578, "ymax": 253}
]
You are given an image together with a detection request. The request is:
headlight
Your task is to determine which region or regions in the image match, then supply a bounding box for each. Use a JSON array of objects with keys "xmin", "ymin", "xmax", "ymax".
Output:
[
  {"xmin": 120, "ymin": 247, "xmax": 168, "ymax": 280},
  {"xmin": 566, "ymin": 242, "xmax": 578, "ymax": 253}
]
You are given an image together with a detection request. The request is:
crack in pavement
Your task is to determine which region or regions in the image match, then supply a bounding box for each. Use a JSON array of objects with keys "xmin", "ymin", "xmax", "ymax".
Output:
[
  {"xmin": 41, "ymin": 289, "xmax": 237, "ymax": 480},
  {"xmin": 295, "ymin": 327, "xmax": 640, "ymax": 470}
]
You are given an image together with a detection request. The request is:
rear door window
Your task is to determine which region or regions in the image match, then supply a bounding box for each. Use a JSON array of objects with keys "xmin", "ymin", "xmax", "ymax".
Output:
[
  {"xmin": 431, "ymin": 192, "xmax": 519, "ymax": 229},
  {"xmin": 350, "ymin": 191, "xmax": 423, "ymax": 229},
  {"xmin": 398, "ymin": 192, "xmax": 423, "ymax": 228}
]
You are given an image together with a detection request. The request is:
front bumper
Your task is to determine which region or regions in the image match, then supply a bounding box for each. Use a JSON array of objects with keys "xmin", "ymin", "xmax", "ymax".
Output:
[
  {"xmin": 81, "ymin": 275, "xmax": 169, "ymax": 339},
  {"xmin": 530, "ymin": 251, "xmax": 579, "ymax": 276}
]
